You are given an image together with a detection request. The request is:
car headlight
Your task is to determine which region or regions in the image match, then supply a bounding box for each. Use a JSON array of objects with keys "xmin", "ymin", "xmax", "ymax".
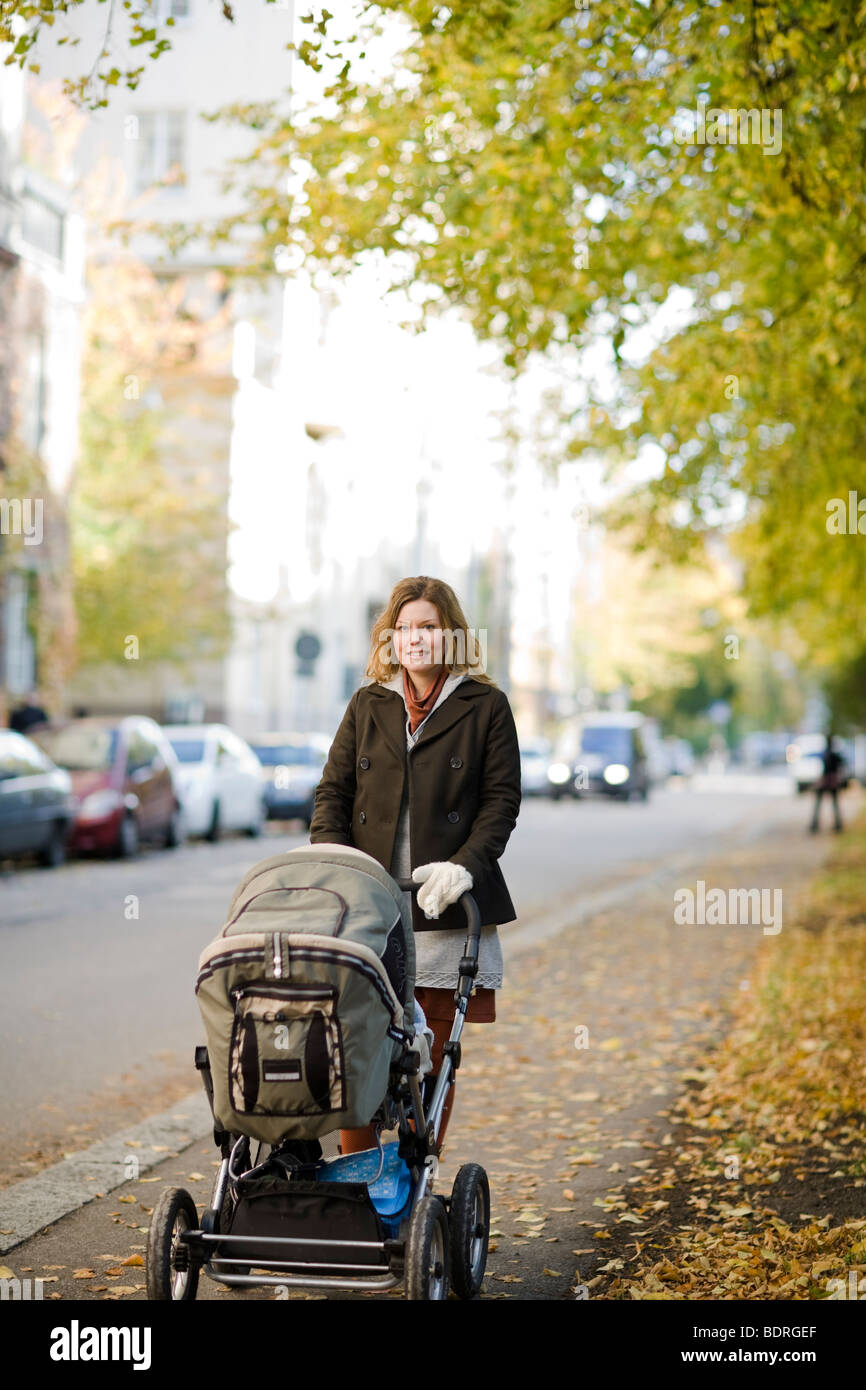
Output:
[
  {"xmin": 603, "ymin": 763, "xmax": 629, "ymax": 786},
  {"xmin": 78, "ymin": 788, "xmax": 124, "ymax": 819},
  {"xmin": 548, "ymin": 762, "xmax": 571, "ymax": 784}
]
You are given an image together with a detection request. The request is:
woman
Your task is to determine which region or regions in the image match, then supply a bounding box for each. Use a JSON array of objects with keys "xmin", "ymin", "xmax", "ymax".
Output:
[{"xmin": 309, "ymin": 575, "xmax": 522, "ymax": 1157}]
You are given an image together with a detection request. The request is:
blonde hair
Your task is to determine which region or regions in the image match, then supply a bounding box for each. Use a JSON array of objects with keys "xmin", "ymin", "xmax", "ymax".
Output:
[{"xmin": 365, "ymin": 576, "xmax": 498, "ymax": 687}]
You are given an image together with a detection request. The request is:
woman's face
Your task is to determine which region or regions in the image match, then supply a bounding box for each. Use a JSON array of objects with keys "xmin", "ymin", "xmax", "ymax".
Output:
[{"xmin": 393, "ymin": 599, "xmax": 446, "ymax": 677}]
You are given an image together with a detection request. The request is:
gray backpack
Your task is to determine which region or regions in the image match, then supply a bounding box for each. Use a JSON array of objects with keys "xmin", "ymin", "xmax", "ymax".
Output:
[{"xmin": 196, "ymin": 845, "xmax": 416, "ymax": 1145}]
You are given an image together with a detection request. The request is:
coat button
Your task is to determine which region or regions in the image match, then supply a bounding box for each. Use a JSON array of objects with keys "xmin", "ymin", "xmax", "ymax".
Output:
[
  {"xmin": 447, "ymin": 810, "xmax": 459, "ymax": 823},
  {"xmin": 359, "ymin": 756, "xmax": 370, "ymax": 769},
  {"xmin": 450, "ymin": 756, "xmax": 463, "ymax": 768},
  {"xmin": 359, "ymin": 810, "xmax": 366, "ymax": 823}
]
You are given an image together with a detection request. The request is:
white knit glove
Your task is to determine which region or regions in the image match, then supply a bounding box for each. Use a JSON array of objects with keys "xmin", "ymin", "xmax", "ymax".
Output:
[{"xmin": 412, "ymin": 861, "xmax": 473, "ymax": 920}]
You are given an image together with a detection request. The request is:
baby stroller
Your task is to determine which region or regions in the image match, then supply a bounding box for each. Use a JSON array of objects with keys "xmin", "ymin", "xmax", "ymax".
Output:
[{"xmin": 146, "ymin": 844, "xmax": 491, "ymax": 1301}]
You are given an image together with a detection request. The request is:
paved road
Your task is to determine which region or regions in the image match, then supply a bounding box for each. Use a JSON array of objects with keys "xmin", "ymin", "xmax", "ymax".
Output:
[{"xmin": 0, "ymin": 779, "xmax": 827, "ymax": 1184}]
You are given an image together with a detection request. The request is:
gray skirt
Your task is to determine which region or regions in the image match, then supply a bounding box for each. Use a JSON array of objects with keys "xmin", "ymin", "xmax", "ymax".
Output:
[{"xmin": 400, "ymin": 889, "xmax": 504, "ymax": 991}]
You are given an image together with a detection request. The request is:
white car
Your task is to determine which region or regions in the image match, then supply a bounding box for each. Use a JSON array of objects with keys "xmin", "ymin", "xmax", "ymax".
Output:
[
  {"xmin": 644, "ymin": 735, "xmax": 672, "ymax": 785},
  {"xmin": 519, "ymin": 737, "xmax": 553, "ymax": 796},
  {"xmin": 664, "ymin": 737, "xmax": 696, "ymax": 778},
  {"xmin": 162, "ymin": 724, "xmax": 266, "ymax": 839}
]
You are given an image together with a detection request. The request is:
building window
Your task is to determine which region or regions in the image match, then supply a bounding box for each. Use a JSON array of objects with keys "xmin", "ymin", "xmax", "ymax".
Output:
[
  {"xmin": 20, "ymin": 190, "xmax": 64, "ymax": 261},
  {"xmin": 21, "ymin": 331, "xmax": 47, "ymax": 454},
  {"xmin": 135, "ymin": 111, "xmax": 187, "ymax": 193},
  {"xmin": 3, "ymin": 570, "xmax": 37, "ymax": 695},
  {"xmin": 148, "ymin": 0, "xmax": 191, "ymax": 20}
]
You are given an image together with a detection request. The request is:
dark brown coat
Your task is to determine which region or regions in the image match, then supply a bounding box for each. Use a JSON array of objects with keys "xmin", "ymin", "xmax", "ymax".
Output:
[{"xmin": 309, "ymin": 677, "xmax": 522, "ymax": 933}]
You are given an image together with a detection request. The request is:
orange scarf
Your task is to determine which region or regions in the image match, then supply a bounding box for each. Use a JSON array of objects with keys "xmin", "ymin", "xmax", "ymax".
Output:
[{"xmin": 403, "ymin": 664, "xmax": 449, "ymax": 734}]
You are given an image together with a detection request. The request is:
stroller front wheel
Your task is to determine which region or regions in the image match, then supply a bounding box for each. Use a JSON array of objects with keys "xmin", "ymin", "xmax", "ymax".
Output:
[
  {"xmin": 405, "ymin": 1195, "xmax": 450, "ymax": 1301},
  {"xmin": 146, "ymin": 1187, "xmax": 200, "ymax": 1301}
]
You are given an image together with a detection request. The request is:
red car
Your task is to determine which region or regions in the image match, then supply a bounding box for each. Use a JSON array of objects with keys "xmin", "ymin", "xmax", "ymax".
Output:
[{"xmin": 32, "ymin": 716, "xmax": 184, "ymax": 857}]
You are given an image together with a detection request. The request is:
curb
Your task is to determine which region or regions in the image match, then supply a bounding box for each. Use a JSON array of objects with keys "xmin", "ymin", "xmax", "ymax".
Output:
[{"xmin": 0, "ymin": 1092, "xmax": 211, "ymax": 1254}]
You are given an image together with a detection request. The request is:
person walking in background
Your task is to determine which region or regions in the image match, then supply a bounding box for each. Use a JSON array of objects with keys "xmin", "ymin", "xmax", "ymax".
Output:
[
  {"xmin": 810, "ymin": 733, "xmax": 845, "ymax": 833},
  {"xmin": 309, "ymin": 575, "xmax": 522, "ymax": 1158},
  {"xmin": 8, "ymin": 690, "xmax": 49, "ymax": 735}
]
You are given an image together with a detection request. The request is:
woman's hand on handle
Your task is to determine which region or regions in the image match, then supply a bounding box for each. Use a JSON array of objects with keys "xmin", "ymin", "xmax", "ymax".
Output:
[{"xmin": 412, "ymin": 861, "xmax": 474, "ymax": 919}]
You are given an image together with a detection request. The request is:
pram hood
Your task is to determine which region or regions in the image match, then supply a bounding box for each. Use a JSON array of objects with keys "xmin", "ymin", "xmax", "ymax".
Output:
[
  {"xmin": 212, "ymin": 843, "xmax": 415, "ymax": 1012},
  {"xmin": 195, "ymin": 844, "xmax": 419, "ymax": 1143}
]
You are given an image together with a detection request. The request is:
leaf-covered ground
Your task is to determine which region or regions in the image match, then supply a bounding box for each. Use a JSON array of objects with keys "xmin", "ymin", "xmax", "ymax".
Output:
[{"xmin": 591, "ymin": 815, "xmax": 866, "ymax": 1300}]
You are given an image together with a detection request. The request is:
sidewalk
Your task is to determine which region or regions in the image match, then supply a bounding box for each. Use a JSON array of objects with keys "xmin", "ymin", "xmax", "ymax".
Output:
[{"xmin": 0, "ymin": 812, "xmax": 840, "ymax": 1300}]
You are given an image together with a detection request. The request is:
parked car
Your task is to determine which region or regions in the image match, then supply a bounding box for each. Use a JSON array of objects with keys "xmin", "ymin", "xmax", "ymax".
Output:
[
  {"xmin": 31, "ymin": 716, "xmax": 184, "ymax": 856},
  {"xmin": 644, "ymin": 734, "xmax": 672, "ymax": 785},
  {"xmin": 249, "ymin": 734, "xmax": 327, "ymax": 828},
  {"xmin": 740, "ymin": 730, "xmax": 792, "ymax": 768},
  {"xmin": 0, "ymin": 730, "xmax": 76, "ymax": 868},
  {"xmin": 663, "ymin": 737, "xmax": 696, "ymax": 778},
  {"xmin": 519, "ymin": 737, "xmax": 553, "ymax": 796},
  {"xmin": 787, "ymin": 734, "xmax": 852, "ymax": 795},
  {"xmin": 163, "ymin": 724, "xmax": 265, "ymax": 840},
  {"xmin": 549, "ymin": 712, "xmax": 650, "ymax": 801}
]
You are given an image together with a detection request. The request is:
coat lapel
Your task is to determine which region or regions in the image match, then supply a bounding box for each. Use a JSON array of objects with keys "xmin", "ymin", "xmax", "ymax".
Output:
[
  {"xmin": 366, "ymin": 687, "xmax": 407, "ymax": 763},
  {"xmin": 366, "ymin": 677, "xmax": 486, "ymax": 758},
  {"xmin": 413, "ymin": 680, "xmax": 485, "ymax": 748}
]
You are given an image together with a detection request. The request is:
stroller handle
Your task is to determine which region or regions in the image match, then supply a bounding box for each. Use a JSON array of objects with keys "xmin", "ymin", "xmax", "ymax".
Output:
[{"xmin": 394, "ymin": 877, "xmax": 482, "ymax": 941}]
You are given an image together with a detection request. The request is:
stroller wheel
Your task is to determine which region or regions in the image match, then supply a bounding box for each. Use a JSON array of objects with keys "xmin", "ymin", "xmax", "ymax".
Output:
[
  {"xmin": 146, "ymin": 1188, "xmax": 200, "ymax": 1301},
  {"xmin": 405, "ymin": 1195, "xmax": 450, "ymax": 1301},
  {"xmin": 448, "ymin": 1164, "xmax": 490, "ymax": 1299}
]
